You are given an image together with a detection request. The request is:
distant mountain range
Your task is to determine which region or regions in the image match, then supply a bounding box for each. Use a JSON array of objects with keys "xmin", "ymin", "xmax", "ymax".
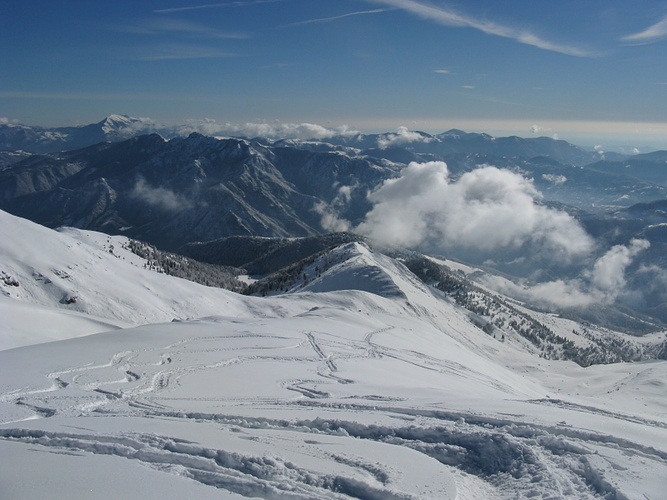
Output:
[
  {"xmin": 1, "ymin": 127, "xmax": 665, "ymax": 251},
  {"xmin": 0, "ymin": 115, "xmax": 158, "ymax": 155},
  {"xmin": 2, "ymin": 116, "xmax": 666, "ymax": 253},
  {"xmin": 0, "ymin": 133, "xmax": 400, "ymax": 249},
  {"xmin": 1, "ymin": 114, "xmax": 628, "ymax": 165}
]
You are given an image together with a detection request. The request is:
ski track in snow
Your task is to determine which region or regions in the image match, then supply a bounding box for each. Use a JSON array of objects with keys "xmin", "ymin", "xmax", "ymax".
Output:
[
  {"xmin": 0, "ymin": 426, "xmax": 422, "ymax": 500},
  {"xmin": 2, "ymin": 324, "xmax": 666, "ymax": 500},
  {"xmin": 2, "ymin": 399, "xmax": 665, "ymax": 499}
]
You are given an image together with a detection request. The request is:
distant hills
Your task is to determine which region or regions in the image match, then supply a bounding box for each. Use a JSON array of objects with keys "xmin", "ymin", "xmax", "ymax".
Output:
[
  {"xmin": 0, "ymin": 115, "xmax": 158, "ymax": 154},
  {"xmin": 322, "ymin": 128, "xmax": 628, "ymax": 166}
]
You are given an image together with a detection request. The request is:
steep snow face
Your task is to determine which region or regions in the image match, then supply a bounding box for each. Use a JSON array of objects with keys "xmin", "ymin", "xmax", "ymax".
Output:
[
  {"xmin": 298, "ymin": 242, "xmax": 430, "ymax": 299},
  {"xmin": 0, "ymin": 210, "xmax": 253, "ymax": 336}
]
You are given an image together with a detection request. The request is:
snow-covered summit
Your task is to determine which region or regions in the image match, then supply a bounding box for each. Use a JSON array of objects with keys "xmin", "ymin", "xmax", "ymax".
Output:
[
  {"xmin": 296, "ymin": 242, "xmax": 430, "ymax": 298},
  {"xmin": 99, "ymin": 114, "xmax": 155, "ymax": 135}
]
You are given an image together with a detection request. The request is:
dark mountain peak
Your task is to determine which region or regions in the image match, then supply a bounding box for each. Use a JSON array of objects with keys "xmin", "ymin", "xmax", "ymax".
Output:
[
  {"xmin": 182, "ymin": 232, "xmax": 366, "ymax": 274},
  {"xmin": 178, "ymin": 132, "xmax": 251, "ymax": 148},
  {"xmin": 123, "ymin": 133, "xmax": 167, "ymax": 151},
  {"xmin": 165, "ymin": 133, "xmax": 252, "ymax": 160},
  {"xmin": 0, "ymin": 133, "xmax": 398, "ymax": 249}
]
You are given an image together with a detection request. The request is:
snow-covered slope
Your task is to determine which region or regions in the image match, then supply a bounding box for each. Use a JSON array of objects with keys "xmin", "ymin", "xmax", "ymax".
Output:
[
  {"xmin": 0, "ymin": 210, "xmax": 255, "ymax": 348},
  {"xmin": 298, "ymin": 242, "xmax": 429, "ymax": 298},
  {"xmin": 0, "ymin": 296, "xmax": 126, "ymax": 351},
  {"xmin": 1, "ymin": 213, "xmax": 666, "ymax": 499}
]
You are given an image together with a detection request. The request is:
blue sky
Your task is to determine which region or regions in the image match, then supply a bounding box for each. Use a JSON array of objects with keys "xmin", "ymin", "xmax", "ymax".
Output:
[{"xmin": 3, "ymin": 0, "xmax": 667, "ymax": 149}]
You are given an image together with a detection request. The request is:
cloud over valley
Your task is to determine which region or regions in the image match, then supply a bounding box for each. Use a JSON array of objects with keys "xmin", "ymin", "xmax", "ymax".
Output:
[
  {"xmin": 344, "ymin": 161, "xmax": 654, "ymax": 312},
  {"xmin": 174, "ymin": 119, "xmax": 359, "ymax": 140},
  {"xmin": 481, "ymin": 238, "xmax": 651, "ymax": 310},
  {"xmin": 130, "ymin": 177, "xmax": 196, "ymax": 213},
  {"xmin": 356, "ymin": 161, "xmax": 594, "ymax": 263}
]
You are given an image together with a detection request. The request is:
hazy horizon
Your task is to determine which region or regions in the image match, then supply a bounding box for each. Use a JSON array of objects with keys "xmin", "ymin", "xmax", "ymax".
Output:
[
  {"xmin": 4, "ymin": 113, "xmax": 667, "ymax": 154},
  {"xmin": 4, "ymin": 1, "xmax": 667, "ymax": 153}
]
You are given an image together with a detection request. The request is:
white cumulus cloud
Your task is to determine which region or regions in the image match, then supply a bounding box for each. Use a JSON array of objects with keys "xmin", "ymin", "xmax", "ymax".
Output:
[
  {"xmin": 130, "ymin": 177, "xmax": 194, "ymax": 212},
  {"xmin": 356, "ymin": 161, "xmax": 594, "ymax": 262},
  {"xmin": 313, "ymin": 201, "xmax": 351, "ymax": 233},
  {"xmin": 589, "ymin": 238, "xmax": 650, "ymax": 292},
  {"xmin": 313, "ymin": 184, "xmax": 358, "ymax": 232},
  {"xmin": 542, "ymin": 174, "xmax": 567, "ymax": 185}
]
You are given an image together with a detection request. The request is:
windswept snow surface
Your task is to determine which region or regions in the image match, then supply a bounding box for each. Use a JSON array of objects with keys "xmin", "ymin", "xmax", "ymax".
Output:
[{"xmin": 1, "ymin": 213, "xmax": 667, "ymax": 499}]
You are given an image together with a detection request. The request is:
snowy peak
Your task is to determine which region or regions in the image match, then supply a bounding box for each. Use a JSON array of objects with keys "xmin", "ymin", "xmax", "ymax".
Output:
[
  {"xmin": 0, "ymin": 115, "xmax": 158, "ymax": 154},
  {"xmin": 242, "ymin": 241, "xmax": 416, "ymax": 298},
  {"xmin": 98, "ymin": 114, "xmax": 155, "ymax": 136},
  {"xmin": 298, "ymin": 242, "xmax": 430, "ymax": 300}
]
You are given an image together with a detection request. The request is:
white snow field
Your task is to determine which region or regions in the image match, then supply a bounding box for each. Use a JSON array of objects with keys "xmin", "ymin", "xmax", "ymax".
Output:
[{"xmin": 1, "ymin": 210, "xmax": 666, "ymax": 499}]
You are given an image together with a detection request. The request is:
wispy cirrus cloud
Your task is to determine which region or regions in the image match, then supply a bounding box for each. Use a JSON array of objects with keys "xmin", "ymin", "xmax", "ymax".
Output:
[
  {"xmin": 365, "ymin": 0, "xmax": 595, "ymax": 57},
  {"xmin": 154, "ymin": 0, "xmax": 289, "ymax": 14},
  {"xmin": 280, "ymin": 9, "xmax": 391, "ymax": 28},
  {"xmin": 116, "ymin": 18, "xmax": 249, "ymax": 40},
  {"xmin": 621, "ymin": 14, "xmax": 667, "ymax": 44},
  {"xmin": 109, "ymin": 17, "xmax": 246, "ymax": 62}
]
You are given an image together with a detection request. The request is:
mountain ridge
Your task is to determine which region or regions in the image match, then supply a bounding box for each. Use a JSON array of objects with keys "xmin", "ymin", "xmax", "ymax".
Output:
[
  {"xmin": 3, "ymin": 130, "xmax": 664, "ymax": 251},
  {"xmin": 1, "ymin": 115, "xmax": 629, "ymax": 165},
  {"xmin": 0, "ymin": 133, "xmax": 399, "ymax": 249},
  {"xmin": 2, "ymin": 121, "xmax": 667, "ymax": 329}
]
